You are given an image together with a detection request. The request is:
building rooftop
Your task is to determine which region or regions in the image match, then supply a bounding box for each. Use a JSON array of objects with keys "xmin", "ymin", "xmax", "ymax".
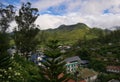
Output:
[
  {"xmin": 79, "ymin": 68, "xmax": 98, "ymax": 79},
  {"xmin": 106, "ymin": 66, "xmax": 120, "ymax": 70},
  {"xmin": 81, "ymin": 60, "xmax": 89, "ymax": 64},
  {"xmin": 64, "ymin": 56, "xmax": 82, "ymax": 63},
  {"xmin": 67, "ymin": 79, "xmax": 86, "ymax": 82},
  {"xmin": 108, "ymin": 79, "xmax": 120, "ymax": 82}
]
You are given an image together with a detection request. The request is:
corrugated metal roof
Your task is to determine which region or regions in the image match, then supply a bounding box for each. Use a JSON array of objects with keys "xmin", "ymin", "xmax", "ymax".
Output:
[{"xmin": 64, "ymin": 56, "xmax": 82, "ymax": 63}]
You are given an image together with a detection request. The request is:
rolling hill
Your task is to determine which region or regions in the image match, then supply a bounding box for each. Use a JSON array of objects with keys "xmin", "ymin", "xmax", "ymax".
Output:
[{"xmin": 38, "ymin": 23, "xmax": 105, "ymax": 45}]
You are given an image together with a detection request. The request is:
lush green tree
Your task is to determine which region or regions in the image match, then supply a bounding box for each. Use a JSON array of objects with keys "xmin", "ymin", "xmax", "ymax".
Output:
[
  {"xmin": 0, "ymin": 51, "xmax": 13, "ymax": 81},
  {"xmin": 0, "ymin": 54, "xmax": 42, "ymax": 82},
  {"xmin": 10, "ymin": 55, "xmax": 42, "ymax": 82},
  {"xmin": 39, "ymin": 40, "xmax": 68, "ymax": 82},
  {"xmin": 0, "ymin": 2, "xmax": 42, "ymax": 81},
  {"xmin": 13, "ymin": 2, "xmax": 40, "ymax": 58},
  {"xmin": 76, "ymin": 47, "xmax": 90, "ymax": 60},
  {"xmin": 0, "ymin": 3, "xmax": 15, "ymax": 51},
  {"xmin": 88, "ymin": 59, "xmax": 106, "ymax": 72},
  {"xmin": 97, "ymin": 73, "xmax": 120, "ymax": 82},
  {"xmin": 38, "ymin": 30, "xmax": 48, "ymax": 46},
  {"xmin": 0, "ymin": 4, "xmax": 15, "ymax": 33},
  {"xmin": 0, "ymin": 33, "xmax": 9, "ymax": 52},
  {"xmin": 0, "ymin": 3, "xmax": 15, "ymax": 81}
]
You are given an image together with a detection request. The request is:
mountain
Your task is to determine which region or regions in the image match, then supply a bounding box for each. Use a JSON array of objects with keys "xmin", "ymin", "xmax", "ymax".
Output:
[
  {"xmin": 56, "ymin": 23, "xmax": 89, "ymax": 31},
  {"xmin": 38, "ymin": 23, "xmax": 105, "ymax": 45}
]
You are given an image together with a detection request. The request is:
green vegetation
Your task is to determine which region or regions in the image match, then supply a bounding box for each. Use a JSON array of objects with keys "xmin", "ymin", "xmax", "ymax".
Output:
[
  {"xmin": 97, "ymin": 73, "xmax": 120, "ymax": 82},
  {"xmin": 0, "ymin": 4, "xmax": 15, "ymax": 81},
  {"xmin": 0, "ymin": 2, "xmax": 41, "ymax": 82},
  {"xmin": 38, "ymin": 23, "xmax": 104, "ymax": 45},
  {"xmin": 39, "ymin": 40, "xmax": 68, "ymax": 82},
  {"xmin": 1, "ymin": 54, "xmax": 42, "ymax": 82},
  {"xmin": 75, "ymin": 29, "xmax": 120, "ymax": 81},
  {"xmin": 12, "ymin": 55, "xmax": 42, "ymax": 82},
  {"xmin": 38, "ymin": 23, "xmax": 120, "ymax": 81},
  {"xmin": 0, "ymin": 1, "xmax": 120, "ymax": 82},
  {"xmin": 13, "ymin": 2, "xmax": 40, "ymax": 59}
]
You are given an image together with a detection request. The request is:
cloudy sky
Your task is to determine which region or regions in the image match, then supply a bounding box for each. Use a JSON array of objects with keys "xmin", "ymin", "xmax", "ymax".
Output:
[{"xmin": 1, "ymin": 0, "xmax": 120, "ymax": 30}]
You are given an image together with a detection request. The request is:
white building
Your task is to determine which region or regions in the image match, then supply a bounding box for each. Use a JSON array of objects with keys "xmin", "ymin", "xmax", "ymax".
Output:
[{"xmin": 64, "ymin": 56, "xmax": 82, "ymax": 73}]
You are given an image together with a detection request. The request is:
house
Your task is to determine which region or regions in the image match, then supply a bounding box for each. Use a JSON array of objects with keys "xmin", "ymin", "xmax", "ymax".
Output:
[
  {"xmin": 79, "ymin": 68, "xmax": 98, "ymax": 82},
  {"xmin": 81, "ymin": 60, "xmax": 89, "ymax": 67},
  {"xmin": 58, "ymin": 45, "xmax": 71, "ymax": 51},
  {"xmin": 108, "ymin": 79, "xmax": 120, "ymax": 82},
  {"xmin": 30, "ymin": 51, "xmax": 46, "ymax": 66},
  {"xmin": 63, "ymin": 68, "xmax": 98, "ymax": 82},
  {"xmin": 64, "ymin": 56, "xmax": 82, "ymax": 73},
  {"xmin": 106, "ymin": 66, "xmax": 120, "ymax": 73},
  {"xmin": 58, "ymin": 68, "xmax": 97, "ymax": 82}
]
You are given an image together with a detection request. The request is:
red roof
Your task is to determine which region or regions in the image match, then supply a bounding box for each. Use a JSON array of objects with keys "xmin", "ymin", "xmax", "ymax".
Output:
[
  {"xmin": 67, "ymin": 79, "xmax": 86, "ymax": 82},
  {"xmin": 67, "ymin": 79, "xmax": 75, "ymax": 82},
  {"xmin": 80, "ymin": 80, "xmax": 86, "ymax": 82},
  {"xmin": 106, "ymin": 66, "xmax": 120, "ymax": 71}
]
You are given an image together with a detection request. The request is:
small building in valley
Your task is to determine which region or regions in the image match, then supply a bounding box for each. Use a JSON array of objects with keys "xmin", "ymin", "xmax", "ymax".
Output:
[
  {"xmin": 108, "ymin": 79, "xmax": 120, "ymax": 82},
  {"xmin": 30, "ymin": 51, "xmax": 46, "ymax": 66},
  {"xmin": 106, "ymin": 66, "xmax": 120, "ymax": 73},
  {"xmin": 79, "ymin": 68, "xmax": 98, "ymax": 82},
  {"xmin": 64, "ymin": 56, "xmax": 82, "ymax": 73}
]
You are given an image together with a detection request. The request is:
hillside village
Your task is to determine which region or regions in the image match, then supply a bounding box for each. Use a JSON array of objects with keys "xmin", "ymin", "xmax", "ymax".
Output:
[
  {"xmin": 0, "ymin": 1, "xmax": 120, "ymax": 82},
  {"xmin": 9, "ymin": 36, "xmax": 120, "ymax": 82}
]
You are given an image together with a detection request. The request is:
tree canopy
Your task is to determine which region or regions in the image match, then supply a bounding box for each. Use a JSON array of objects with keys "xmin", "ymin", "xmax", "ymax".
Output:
[
  {"xmin": 13, "ymin": 2, "xmax": 40, "ymax": 58},
  {"xmin": 39, "ymin": 40, "xmax": 68, "ymax": 82}
]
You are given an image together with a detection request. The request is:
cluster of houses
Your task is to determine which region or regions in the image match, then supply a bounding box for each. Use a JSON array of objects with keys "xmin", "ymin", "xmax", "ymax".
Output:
[
  {"xmin": 29, "ymin": 51, "xmax": 98, "ymax": 82},
  {"xmin": 7, "ymin": 46, "xmax": 120, "ymax": 82},
  {"xmin": 64, "ymin": 56, "xmax": 98, "ymax": 82},
  {"xmin": 8, "ymin": 46, "xmax": 98, "ymax": 82}
]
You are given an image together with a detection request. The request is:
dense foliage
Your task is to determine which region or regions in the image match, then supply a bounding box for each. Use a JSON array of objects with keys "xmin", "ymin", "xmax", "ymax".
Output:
[
  {"xmin": 37, "ymin": 23, "xmax": 102, "ymax": 45},
  {"xmin": 0, "ymin": 4, "xmax": 15, "ymax": 81},
  {"xmin": 13, "ymin": 2, "xmax": 40, "ymax": 58},
  {"xmin": 39, "ymin": 40, "xmax": 68, "ymax": 82},
  {"xmin": 0, "ymin": 2, "xmax": 42, "ymax": 82},
  {"xmin": 0, "ymin": 1, "xmax": 120, "ymax": 82}
]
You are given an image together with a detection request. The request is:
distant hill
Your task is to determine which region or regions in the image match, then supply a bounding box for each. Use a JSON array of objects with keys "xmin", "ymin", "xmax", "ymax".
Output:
[
  {"xmin": 38, "ymin": 23, "xmax": 105, "ymax": 45},
  {"xmin": 56, "ymin": 23, "xmax": 89, "ymax": 31}
]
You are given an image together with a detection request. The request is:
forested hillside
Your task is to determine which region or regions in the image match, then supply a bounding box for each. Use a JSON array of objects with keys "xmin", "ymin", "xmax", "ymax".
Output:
[{"xmin": 38, "ymin": 23, "xmax": 106, "ymax": 45}]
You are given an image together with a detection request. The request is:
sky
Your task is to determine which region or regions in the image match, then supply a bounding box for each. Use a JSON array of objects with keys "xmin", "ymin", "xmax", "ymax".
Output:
[{"xmin": 1, "ymin": 0, "xmax": 120, "ymax": 31}]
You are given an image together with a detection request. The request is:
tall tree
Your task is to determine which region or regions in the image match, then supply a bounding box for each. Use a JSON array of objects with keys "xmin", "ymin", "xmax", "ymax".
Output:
[
  {"xmin": 14, "ymin": 2, "xmax": 40, "ymax": 58},
  {"xmin": 0, "ymin": 3, "xmax": 15, "ymax": 33},
  {"xmin": 0, "ymin": 3, "xmax": 15, "ymax": 81},
  {"xmin": 39, "ymin": 40, "xmax": 68, "ymax": 82},
  {"xmin": 0, "ymin": 3, "xmax": 15, "ymax": 54}
]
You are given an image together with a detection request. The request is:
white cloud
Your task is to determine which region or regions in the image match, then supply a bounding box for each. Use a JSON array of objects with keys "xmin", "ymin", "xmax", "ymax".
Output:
[
  {"xmin": 85, "ymin": 14, "xmax": 120, "ymax": 29},
  {"xmin": 35, "ymin": 13, "xmax": 120, "ymax": 30},
  {"xmin": 33, "ymin": 0, "xmax": 120, "ymax": 29},
  {"xmin": 35, "ymin": 13, "xmax": 84, "ymax": 30},
  {"xmin": 32, "ymin": 0, "xmax": 66, "ymax": 11},
  {"xmin": 17, "ymin": 0, "xmax": 120, "ymax": 15},
  {"xmin": 7, "ymin": 21, "xmax": 17, "ymax": 32},
  {"xmin": 4, "ymin": 0, "xmax": 120, "ymax": 31}
]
